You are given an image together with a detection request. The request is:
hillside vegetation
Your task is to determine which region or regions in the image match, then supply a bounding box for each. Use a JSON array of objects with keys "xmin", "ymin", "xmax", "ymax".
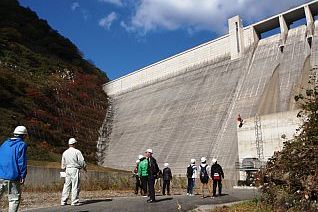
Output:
[
  {"xmin": 0, "ymin": 0, "xmax": 109, "ymax": 163},
  {"xmin": 260, "ymin": 68, "xmax": 318, "ymax": 211}
]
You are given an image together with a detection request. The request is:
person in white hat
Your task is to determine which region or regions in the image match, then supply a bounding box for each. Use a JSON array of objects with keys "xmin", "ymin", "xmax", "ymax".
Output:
[
  {"xmin": 210, "ymin": 158, "xmax": 224, "ymax": 198},
  {"xmin": 61, "ymin": 138, "xmax": 86, "ymax": 206},
  {"xmin": 162, "ymin": 163, "xmax": 172, "ymax": 195},
  {"xmin": 138, "ymin": 153, "xmax": 149, "ymax": 197},
  {"xmin": 186, "ymin": 158, "xmax": 197, "ymax": 196},
  {"xmin": 133, "ymin": 158, "xmax": 142, "ymax": 195},
  {"xmin": 145, "ymin": 148, "xmax": 159, "ymax": 203},
  {"xmin": 199, "ymin": 157, "xmax": 211, "ymax": 198},
  {"xmin": 0, "ymin": 126, "xmax": 28, "ymax": 212}
]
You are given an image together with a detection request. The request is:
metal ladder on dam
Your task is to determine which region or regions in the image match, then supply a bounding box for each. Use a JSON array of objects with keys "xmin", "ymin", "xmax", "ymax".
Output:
[{"xmin": 96, "ymin": 97, "xmax": 114, "ymax": 165}]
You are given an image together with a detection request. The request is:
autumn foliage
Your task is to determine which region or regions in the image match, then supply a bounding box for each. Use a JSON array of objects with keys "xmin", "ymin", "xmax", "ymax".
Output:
[
  {"xmin": 260, "ymin": 69, "xmax": 318, "ymax": 211},
  {"xmin": 0, "ymin": 0, "xmax": 108, "ymax": 163}
]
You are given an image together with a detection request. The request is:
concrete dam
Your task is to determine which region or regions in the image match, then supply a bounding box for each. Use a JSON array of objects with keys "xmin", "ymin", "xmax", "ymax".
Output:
[{"xmin": 98, "ymin": 1, "xmax": 318, "ymax": 186}]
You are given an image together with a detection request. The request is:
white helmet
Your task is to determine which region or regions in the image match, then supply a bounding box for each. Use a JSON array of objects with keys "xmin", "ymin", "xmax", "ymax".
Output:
[
  {"xmin": 136, "ymin": 160, "xmax": 140, "ymax": 164},
  {"xmin": 190, "ymin": 159, "xmax": 196, "ymax": 164},
  {"xmin": 68, "ymin": 138, "xmax": 77, "ymax": 145},
  {"xmin": 145, "ymin": 149, "xmax": 153, "ymax": 154},
  {"xmin": 212, "ymin": 158, "xmax": 217, "ymax": 164},
  {"xmin": 164, "ymin": 163, "xmax": 169, "ymax": 167},
  {"xmin": 138, "ymin": 154, "xmax": 144, "ymax": 159},
  {"xmin": 13, "ymin": 126, "xmax": 28, "ymax": 135},
  {"xmin": 201, "ymin": 157, "xmax": 206, "ymax": 163}
]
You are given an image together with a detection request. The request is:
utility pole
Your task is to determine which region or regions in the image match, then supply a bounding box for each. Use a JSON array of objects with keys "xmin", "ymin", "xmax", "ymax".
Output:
[{"xmin": 254, "ymin": 114, "xmax": 264, "ymax": 161}]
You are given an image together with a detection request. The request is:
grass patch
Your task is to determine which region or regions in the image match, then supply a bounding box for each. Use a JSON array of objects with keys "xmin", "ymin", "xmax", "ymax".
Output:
[{"xmin": 212, "ymin": 199, "xmax": 273, "ymax": 212}]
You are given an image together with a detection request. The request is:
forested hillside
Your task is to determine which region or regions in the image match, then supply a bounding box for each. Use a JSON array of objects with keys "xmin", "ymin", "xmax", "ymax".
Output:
[{"xmin": 0, "ymin": 0, "xmax": 109, "ymax": 163}]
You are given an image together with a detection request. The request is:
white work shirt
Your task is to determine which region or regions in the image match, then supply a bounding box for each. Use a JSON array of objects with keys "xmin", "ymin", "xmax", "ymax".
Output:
[{"xmin": 61, "ymin": 147, "xmax": 86, "ymax": 169}]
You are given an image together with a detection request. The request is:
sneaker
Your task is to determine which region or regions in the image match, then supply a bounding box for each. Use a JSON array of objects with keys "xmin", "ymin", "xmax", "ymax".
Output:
[
  {"xmin": 60, "ymin": 203, "xmax": 67, "ymax": 206},
  {"xmin": 186, "ymin": 193, "xmax": 189, "ymax": 196},
  {"xmin": 143, "ymin": 195, "xmax": 148, "ymax": 197},
  {"xmin": 71, "ymin": 202, "xmax": 82, "ymax": 206}
]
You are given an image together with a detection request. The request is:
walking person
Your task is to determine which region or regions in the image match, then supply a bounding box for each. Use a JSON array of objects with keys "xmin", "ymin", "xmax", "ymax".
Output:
[
  {"xmin": 61, "ymin": 138, "xmax": 87, "ymax": 206},
  {"xmin": 199, "ymin": 157, "xmax": 210, "ymax": 198},
  {"xmin": 0, "ymin": 126, "xmax": 28, "ymax": 212},
  {"xmin": 162, "ymin": 163, "xmax": 172, "ymax": 196},
  {"xmin": 138, "ymin": 154, "xmax": 148, "ymax": 197},
  {"xmin": 145, "ymin": 149, "xmax": 159, "ymax": 203},
  {"xmin": 186, "ymin": 159, "xmax": 197, "ymax": 196},
  {"xmin": 211, "ymin": 158, "xmax": 224, "ymax": 198}
]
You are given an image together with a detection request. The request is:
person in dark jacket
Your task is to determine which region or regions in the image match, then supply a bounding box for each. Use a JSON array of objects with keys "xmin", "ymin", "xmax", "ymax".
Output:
[
  {"xmin": 0, "ymin": 126, "xmax": 28, "ymax": 212},
  {"xmin": 133, "ymin": 159, "xmax": 142, "ymax": 195},
  {"xmin": 145, "ymin": 148, "xmax": 159, "ymax": 203},
  {"xmin": 210, "ymin": 158, "xmax": 224, "ymax": 197},
  {"xmin": 162, "ymin": 163, "xmax": 172, "ymax": 195}
]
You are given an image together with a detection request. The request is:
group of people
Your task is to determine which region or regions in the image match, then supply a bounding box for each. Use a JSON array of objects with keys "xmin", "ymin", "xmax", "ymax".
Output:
[
  {"xmin": 0, "ymin": 126, "xmax": 224, "ymax": 211},
  {"xmin": 186, "ymin": 157, "xmax": 224, "ymax": 198},
  {"xmin": 0, "ymin": 126, "xmax": 87, "ymax": 211},
  {"xmin": 133, "ymin": 149, "xmax": 173, "ymax": 202}
]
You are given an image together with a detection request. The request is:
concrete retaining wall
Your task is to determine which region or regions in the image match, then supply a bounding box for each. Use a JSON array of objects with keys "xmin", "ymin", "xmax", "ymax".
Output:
[
  {"xmin": 237, "ymin": 110, "xmax": 302, "ymax": 162},
  {"xmin": 25, "ymin": 166, "xmax": 130, "ymax": 187}
]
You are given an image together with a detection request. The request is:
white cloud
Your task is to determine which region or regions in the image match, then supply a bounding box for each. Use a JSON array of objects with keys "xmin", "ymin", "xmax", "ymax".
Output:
[
  {"xmin": 99, "ymin": 0, "xmax": 123, "ymax": 7},
  {"xmin": 121, "ymin": 0, "xmax": 308, "ymax": 35},
  {"xmin": 99, "ymin": 12, "xmax": 118, "ymax": 30},
  {"xmin": 71, "ymin": 2, "xmax": 80, "ymax": 11}
]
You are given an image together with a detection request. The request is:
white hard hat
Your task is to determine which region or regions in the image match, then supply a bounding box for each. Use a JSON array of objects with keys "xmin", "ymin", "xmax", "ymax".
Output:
[
  {"xmin": 138, "ymin": 154, "xmax": 144, "ymax": 159},
  {"xmin": 190, "ymin": 159, "xmax": 196, "ymax": 163},
  {"xmin": 212, "ymin": 158, "xmax": 217, "ymax": 164},
  {"xmin": 68, "ymin": 138, "xmax": 77, "ymax": 145},
  {"xmin": 201, "ymin": 157, "xmax": 206, "ymax": 163},
  {"xmin": 164, "ymin": 163, "xmax": 169, "ymax": 167},
  {"xmin": 13, "ymin": 126, "xmax": 28, "ymax": 135},
  {"xmin": 145, "ymin": 149, "xmax": 153, "ymax": 154},
  {"xmin": 136, "ymin": 160, "xmax": 140, "ymax": 164}
]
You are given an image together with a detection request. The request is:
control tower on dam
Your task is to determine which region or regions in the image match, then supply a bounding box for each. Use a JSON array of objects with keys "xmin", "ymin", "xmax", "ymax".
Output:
[{"xmin": 99, "ymin": 1, "xmax": 318, "ymax": 186}]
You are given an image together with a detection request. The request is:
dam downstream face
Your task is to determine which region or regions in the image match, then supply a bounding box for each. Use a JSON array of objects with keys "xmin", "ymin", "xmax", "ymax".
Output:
[{"xmin": 100, "ymin": 3, "xmax": 318, "ymax": 186}]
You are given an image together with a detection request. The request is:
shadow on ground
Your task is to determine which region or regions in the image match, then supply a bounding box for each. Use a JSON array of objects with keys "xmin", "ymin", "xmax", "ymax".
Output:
[
  {"xmin": 155, "ymin": 197, "xmax": 173, "ymax": 202},
  {"xmin": 82, "ymin": 198, "xmax": 112, "ymax": 205}
]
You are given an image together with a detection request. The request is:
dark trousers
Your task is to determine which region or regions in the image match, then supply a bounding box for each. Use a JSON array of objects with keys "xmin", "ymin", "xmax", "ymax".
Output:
[
  {"xmin": 187, "ymin": 178, "xmax": 194, "ymax": 194},
  {"xmin": 135, "ymin": 176, "xmax": 142, "ymax": 194},
  {"xmin": 141, "ymin": 176, "xmax": 148, "ymax": 195},
  {"xmin": 162, "ymin": 180, "xmax": 170, "ymax": 195},
  {"xmin": 148, "ymin": 176, "xmax": 156, "ymax": 201},
  {"xmin": 212, "ymin": 180, "xmax": 222, "ymax": 196}
]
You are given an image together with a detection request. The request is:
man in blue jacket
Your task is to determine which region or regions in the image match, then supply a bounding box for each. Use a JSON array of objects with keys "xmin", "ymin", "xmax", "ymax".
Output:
[{"xmin": 0, "ymin": 126, "xmax": 28, "ymax": 212}]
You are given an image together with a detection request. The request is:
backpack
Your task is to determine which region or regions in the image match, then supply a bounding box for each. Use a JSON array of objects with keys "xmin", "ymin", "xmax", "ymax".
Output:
[
  {"xmin": 187, "ymin": 165, "xmax": 193, "ymax": 178},
  {"xmin": 200, "ymin": 165, "xmax": 209, "ymax": 182}
]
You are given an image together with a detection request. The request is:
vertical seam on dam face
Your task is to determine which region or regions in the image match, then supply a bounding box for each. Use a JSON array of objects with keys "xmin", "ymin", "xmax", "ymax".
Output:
[{"xmin": 99, "ymin": 2, "xmax": 318, "ymax": 186}]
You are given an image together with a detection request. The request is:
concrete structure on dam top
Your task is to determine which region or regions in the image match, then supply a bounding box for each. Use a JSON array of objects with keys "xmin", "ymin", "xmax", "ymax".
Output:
[{"xmin": 98, "ymin": 1, "xmax": 318, "ymax": 186}]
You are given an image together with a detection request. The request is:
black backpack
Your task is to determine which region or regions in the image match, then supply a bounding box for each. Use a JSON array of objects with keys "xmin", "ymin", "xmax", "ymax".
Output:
[
  {"xmin": 187, "ymin": 165, "xmax": 193, "ymax": 178},
  {"xmin": 200, "ymin": 165, "xmax": 209, "ymax": 182}
]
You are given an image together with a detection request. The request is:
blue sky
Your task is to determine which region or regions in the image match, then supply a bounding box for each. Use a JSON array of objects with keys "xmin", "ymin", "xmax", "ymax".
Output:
[{"xmin": 19, "ymin": 0, "xmax": 309, "ymax": 80}]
